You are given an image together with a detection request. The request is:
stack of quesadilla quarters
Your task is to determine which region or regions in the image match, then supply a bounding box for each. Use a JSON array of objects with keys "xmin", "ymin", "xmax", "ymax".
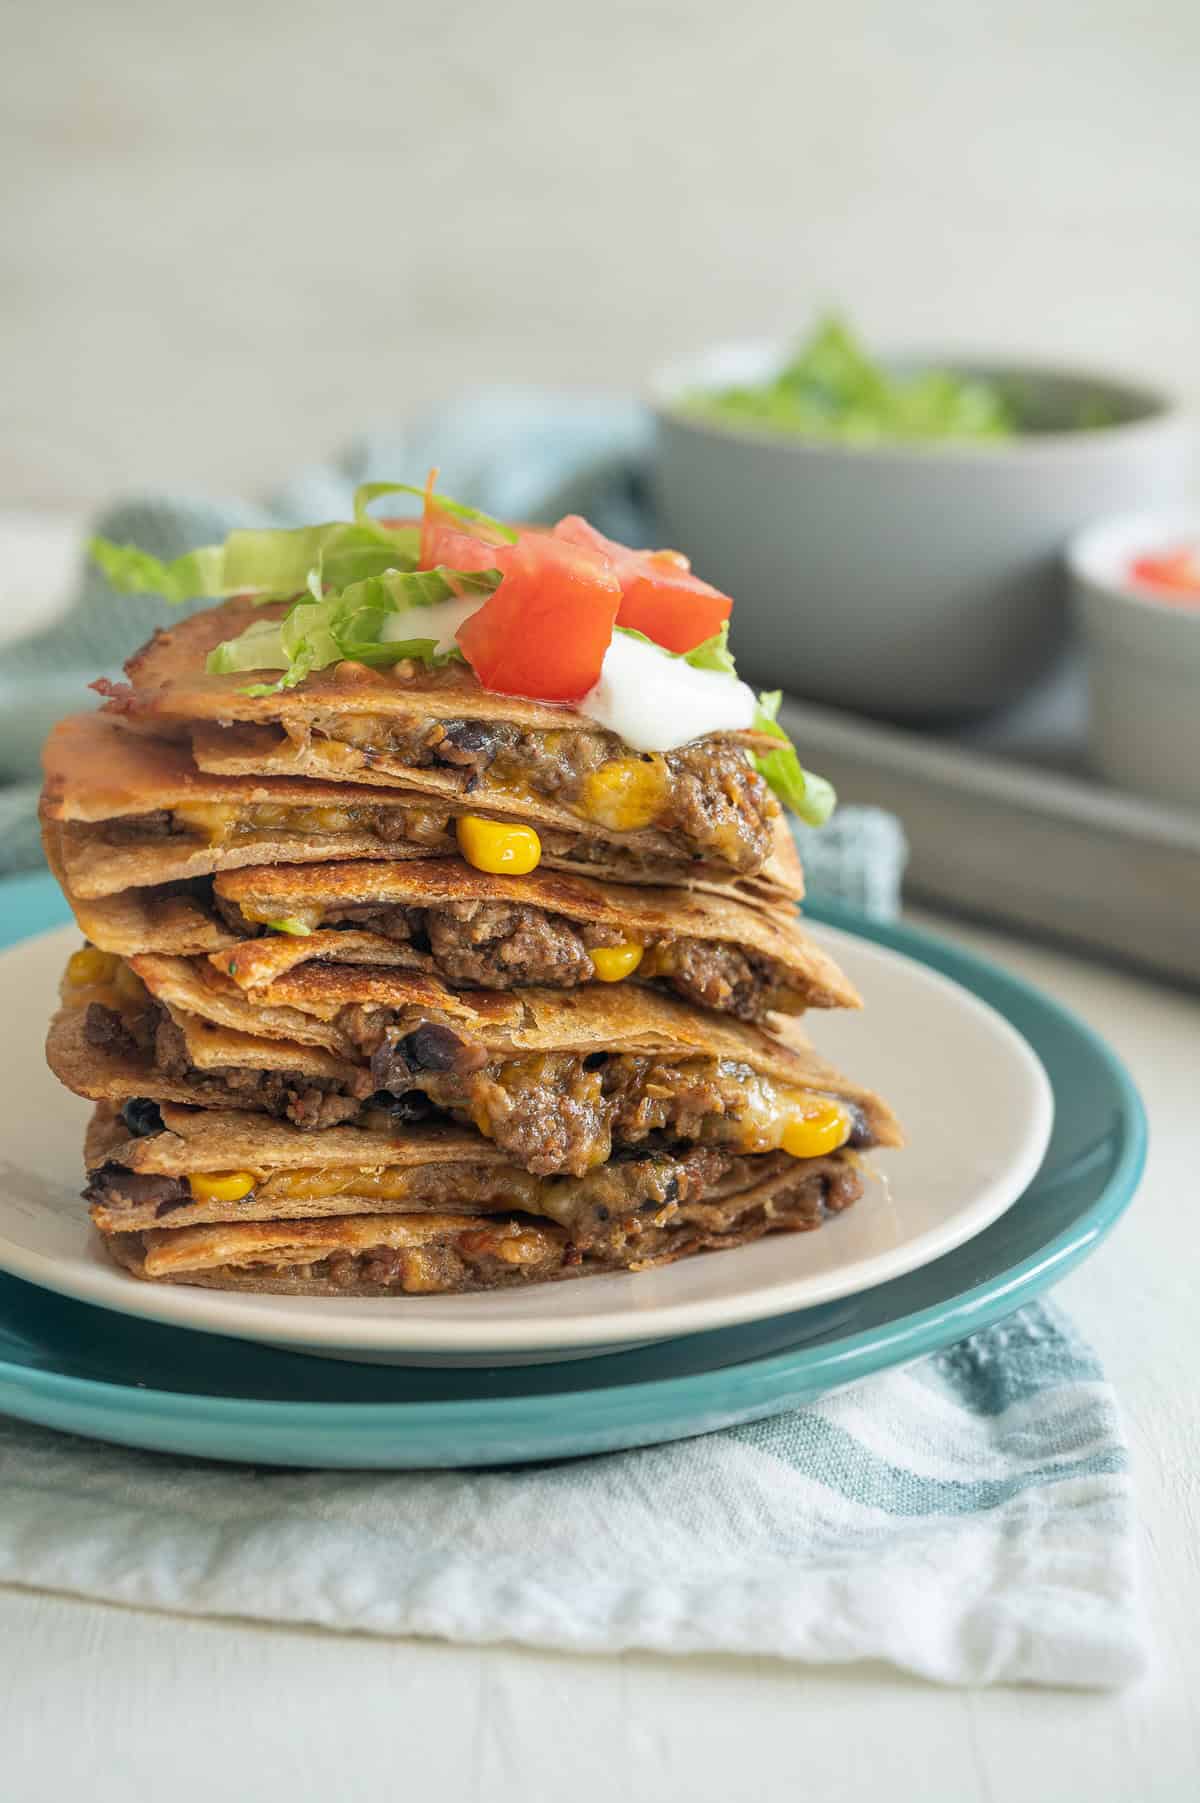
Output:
[{"xmin": 41, "ymin": 598, "xmax": 901, "ymax": 1299}]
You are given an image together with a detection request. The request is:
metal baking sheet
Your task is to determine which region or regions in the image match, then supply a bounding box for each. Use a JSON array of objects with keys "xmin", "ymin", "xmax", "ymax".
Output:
[{"xmin": 781, "ymin": 659, "xmax": 1200, "ymax": 986}]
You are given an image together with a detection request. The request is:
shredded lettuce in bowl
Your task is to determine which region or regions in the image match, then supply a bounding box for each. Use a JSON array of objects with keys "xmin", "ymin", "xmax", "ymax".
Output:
[{"xmin": 684, "ymin": 314, "xmax": 1018, "ymax": 444}]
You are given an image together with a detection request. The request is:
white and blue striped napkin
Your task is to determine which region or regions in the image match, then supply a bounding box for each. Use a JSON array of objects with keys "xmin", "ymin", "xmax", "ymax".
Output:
[{"xmin": 0, "ymin": 1301, "xmax": 1143, "ymax": 1686}]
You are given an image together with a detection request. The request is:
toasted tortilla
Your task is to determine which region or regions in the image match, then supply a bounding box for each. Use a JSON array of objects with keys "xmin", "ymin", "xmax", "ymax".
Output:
[
  {"xmin": 104, "ymin": 1211, "xmax": 567, "ymax": 1285},
  {"xmin": 100, "ymin": 1157, "xmax": 863, "ymax": 1289},
  {"xmin": 105, "ymin": 597, "xmax": 784, "ymax": 746},
  {"xmin": 47, "ymin": 1000, "xmax": 366, "ymax": 1111},
  {"xmin": 85, "ymin": 1099, "xmax": 510, "ymax": 1177},
  {"xmin": 43, "ymin": 820, "xmax": 233, "ymax": 955},
  {"xmin": 94, "ymin": 1128, "xmax": 865, "ymax": 1291},
  {"xmin": 210, "ymin": 857, "xmax": 857, "ymax": 1010},
  {"xmin": 121, "ymin": 951, "xmax": 902, "ymax": 1146},
  {"xmin": 92, "ymin": 601, "xmax": 801, "ymax": 900},
  {"xmin": 83, "ymin": 1102, "xmax": 854, "ymax": 1250},
  {"xmin": 82, "ymin": 1100, "xmax": 536, "ymax": 1230},
  {"xmin": 41, "ymin": 712, "xmax": 454, "ymax": 898},
  {"xmin": 189, "ymin": 720, "xmax": 806, "ymax": 906}
]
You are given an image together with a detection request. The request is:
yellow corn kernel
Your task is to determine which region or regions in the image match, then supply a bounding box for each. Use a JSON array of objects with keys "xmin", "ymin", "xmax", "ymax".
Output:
[
  {"xmin": 456, "ymin": 814, "xmax": 541, "ymax": 875},
  {"xmin": 495, "ymin": 1231, "xmax": 550, "ymax": 1266},
  {"xmin": 781, "ymin": 1100, "xmax": 853, "ymax": 1160},
  {"xmin": 188, "ymin": 1170, "xmax": 257, "ymax": 1203},
  {"xmin": 590, "ymin": 942, "xmax": 644, "ymax": 982},
  {"xmin": 66, "ymin": 947, "xmax": 119, "ymax": 988},
  {"xmin": 578, "ymin": 757, "xmax": 668, "ymax": 832},
  {"xmin": 173, "ymin": 801, "xmax": 238, "ymax": 844},
  {"xmin": 307, "ymin": 806, "xmax": 354, "ymax": 833},
  {"xmin": 245, "ymin": 803, "xmax": 291, "ymax": 829}
]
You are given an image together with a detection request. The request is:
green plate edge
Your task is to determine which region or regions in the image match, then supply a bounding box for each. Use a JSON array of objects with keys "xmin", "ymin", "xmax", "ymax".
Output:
[{"xmin": 0, "ymin": 870, "xmax": 1147, "ymax": 1467}]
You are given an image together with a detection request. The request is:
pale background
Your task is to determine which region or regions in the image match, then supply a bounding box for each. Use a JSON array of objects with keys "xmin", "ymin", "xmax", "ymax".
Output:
[{"xmin": 3, "ymin": 0, "xmax": 1199, "ymax": 509}]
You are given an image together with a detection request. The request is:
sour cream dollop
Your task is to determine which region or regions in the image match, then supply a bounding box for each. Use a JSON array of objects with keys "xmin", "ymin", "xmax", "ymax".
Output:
[
  {"xmin": 576, "ymin": 630, "xmax": 757, "ymax": 752},
  {"xmin": 378, "ymin": 595, "xmax": 482, "ymax": 655}
]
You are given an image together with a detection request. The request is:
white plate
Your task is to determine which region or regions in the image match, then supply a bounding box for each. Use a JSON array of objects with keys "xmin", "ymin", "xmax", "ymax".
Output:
[{"xmin": 0, "ymin": 923, "xmax": 1052, "ymax": 1362}]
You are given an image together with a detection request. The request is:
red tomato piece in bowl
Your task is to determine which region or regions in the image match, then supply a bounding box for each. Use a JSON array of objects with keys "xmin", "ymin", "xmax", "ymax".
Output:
[
  {"xmin": 554, "ymin": 515, "xmax": 731, "ymax": 653},
  {"xmin": 456, "ymin": 534, "xmax": 622, "ymax": 701},
  {"xmin": 1129, "ymin": 546, "xmax": 1200, "ymax": 599}
]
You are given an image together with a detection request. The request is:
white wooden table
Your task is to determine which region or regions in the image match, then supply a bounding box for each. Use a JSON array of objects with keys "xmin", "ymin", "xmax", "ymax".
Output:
[{"xmin": 2, "ymin": 533, "xmax": 1198, "ymax": 1800}]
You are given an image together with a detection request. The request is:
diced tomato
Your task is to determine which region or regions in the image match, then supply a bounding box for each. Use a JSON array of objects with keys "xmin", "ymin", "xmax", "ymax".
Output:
[
  {"xmin": 417, "ymin": 468, "xmax": 510, "ymax": 573},
  {"xmin": 422, "ymin": 520, "xmax": 502, "ymax": 573},
  {"xmin": 1129, "ymin": 547, "xmax": 1200, "ymax": 597},
  {"xmin": 456, "ymin": 533, "xmax": 621, "ymax": 701},
  {"xmin": 554, "ymin": 515, "xmax": 731, "ymax": 653}
]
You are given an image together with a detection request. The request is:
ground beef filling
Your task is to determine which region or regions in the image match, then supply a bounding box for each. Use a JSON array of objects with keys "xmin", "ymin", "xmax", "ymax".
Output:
[
  {"xmin": 226, "ymin": 895, "xmax": 788, "ymax": 1021},
  {"xmin": 84, "ymin": 998, "xmax": 868, "ymax": 1173},
  {"xmin": 142, "ymin": 1159, "xmax": 864, "ymax": 1293},
  {"xmin": 361, "ymin": 1024, "xmax": 869, "ymax": 1177},
  {"xmin": 83, "ymin": 998, "xmax": 377, "ymax": 1131},
  {"xmin": 301, "ymin": 714, "xmax": 777, "ymax": 871},
  {"xmin": 85, "ymin": 1166, "xmax": 191, "ymax": 1217}
]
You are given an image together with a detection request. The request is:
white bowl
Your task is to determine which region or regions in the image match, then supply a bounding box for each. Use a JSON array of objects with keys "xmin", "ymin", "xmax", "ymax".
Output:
[
  {"xmin": 651, "ymin": 341, "xmax": 1194, "ymax": 722},
  {"xmin": 1068, "ymin": 507, "xmax": 1200, "ymax": 810}
]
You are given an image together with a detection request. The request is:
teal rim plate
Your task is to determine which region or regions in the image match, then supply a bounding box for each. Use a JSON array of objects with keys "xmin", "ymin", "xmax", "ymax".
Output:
[{"xmin": 0, "ymin": 872, "xmax": 1145, "ymax": 1468}]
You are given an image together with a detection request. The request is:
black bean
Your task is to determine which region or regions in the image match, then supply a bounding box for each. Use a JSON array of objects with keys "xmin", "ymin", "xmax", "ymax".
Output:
[
  {"xmin": 366, "ymin": 1089, "xmax": 433, "ymax": 1124},
  {"xmin": 370, "ymin": 1038, "xmax": 412, "ymax": 1092},
  {"xmin": 401, "ymin": 1023, "xmax": 467, "ymax": 1072},
  {"xmin": 400, "ymin": 1023, "xmax": 487, "ymax": 1074},
  {"xmin": 846, "ymin": 1103, "xmax": 872, "ymax": 1149},
  {"xmin": 435, "ymin": 720, "xmax": 503, "ymax": 768},
  {"xmin": 121, "ymin": 1097, "xmax": 164, "ymax": 1138}
]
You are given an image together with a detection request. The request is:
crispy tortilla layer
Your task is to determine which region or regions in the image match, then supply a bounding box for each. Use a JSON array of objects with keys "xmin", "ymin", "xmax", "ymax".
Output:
[
  {"xmin": 95, "ymin": 601, "xmax": 798, "ymax": 882},
  {"xmin": 50, "ymin": 968, "xmax": 900, "ymax": 1180},
  {"xmin": 100, "ymin": 1154, "xmax": 865, "ymax": 1293},
  {"xmin": 46, "ymin": 709, "xmax": 804, "ymax": 904},
  {"xmin": 82, "ymin": 1099, "xmax": 863, "ymax": 1268},
  {"xmin": 209, "ymin": 856, "xmax": 856, "ymax": 1020}
]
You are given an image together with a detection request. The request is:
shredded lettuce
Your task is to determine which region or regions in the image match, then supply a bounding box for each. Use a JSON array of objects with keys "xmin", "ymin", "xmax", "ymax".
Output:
[
  {"xmin": 89, "ymin": 485, "xmax": 435, "ymax": 609},
  {"xmin": 89, "ymin": 539, "xmax": 238, "ymax": 603},
  {"xmin": 682, "ymin": 623, "xmax": 737, "ymax": 676},
  {"xmin": 89, "ymin": 480, "xmax": 509, "ymax": 691},
  {"xmin": 752, "ymin": 691, "xmax": 836, "ymax": 826},
  {"xmin": 265, "ymin": 917, "xmax": 314, "ymax": 937},
  {"xmin": 90, "ymin": 518, "xmax": 423, "ymax": 606},
  {"xmin": 208, "ymin": 565, "xmax": 501, "ymax": 692},
  {"xmin": 686, "ymin": 313, "xmax": 1017, "ymax": 444},
  {"xmin": 353, "ymin": 481, "xmax": 518, "ymax": 545},
  {"xmin": 615, "ymin": 624, "xmax": 735, "ymax": 676}
]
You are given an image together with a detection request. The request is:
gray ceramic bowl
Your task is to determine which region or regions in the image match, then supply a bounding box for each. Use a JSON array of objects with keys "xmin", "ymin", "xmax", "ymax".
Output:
[
  {"xmin": 1068, "ymin": 507, "xmax": 1200, "ymax": 810},
  {"xmin": 651, "ymin": 342, "xmax": 1194, "ymax": 721}
]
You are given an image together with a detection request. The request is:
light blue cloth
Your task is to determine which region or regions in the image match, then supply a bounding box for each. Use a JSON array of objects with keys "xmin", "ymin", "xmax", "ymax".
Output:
[
  {"xmin": 0, "ymin": 1302, "xmax": 1143, "ymax": 1685},
  {"xmin": 0, "ymin": 393, "xmax": 1141, "ymax": 1681}
]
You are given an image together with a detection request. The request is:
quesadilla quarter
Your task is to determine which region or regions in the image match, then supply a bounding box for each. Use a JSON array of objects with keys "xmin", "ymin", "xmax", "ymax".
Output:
[
  {"xmin": 54, "ymin": 949, "xmax": 902, "ymax": 1176},
  {"xmin": 96, "ymin": 599, "xmax": 802, "ymax": 892},
  {"xmin": 84, "ymin": 1101, "xmax": 870, "ymax": 1292},
  {"xmin": 207, "ymin": 858, "xmax": 857, "ymax": 1020}
]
